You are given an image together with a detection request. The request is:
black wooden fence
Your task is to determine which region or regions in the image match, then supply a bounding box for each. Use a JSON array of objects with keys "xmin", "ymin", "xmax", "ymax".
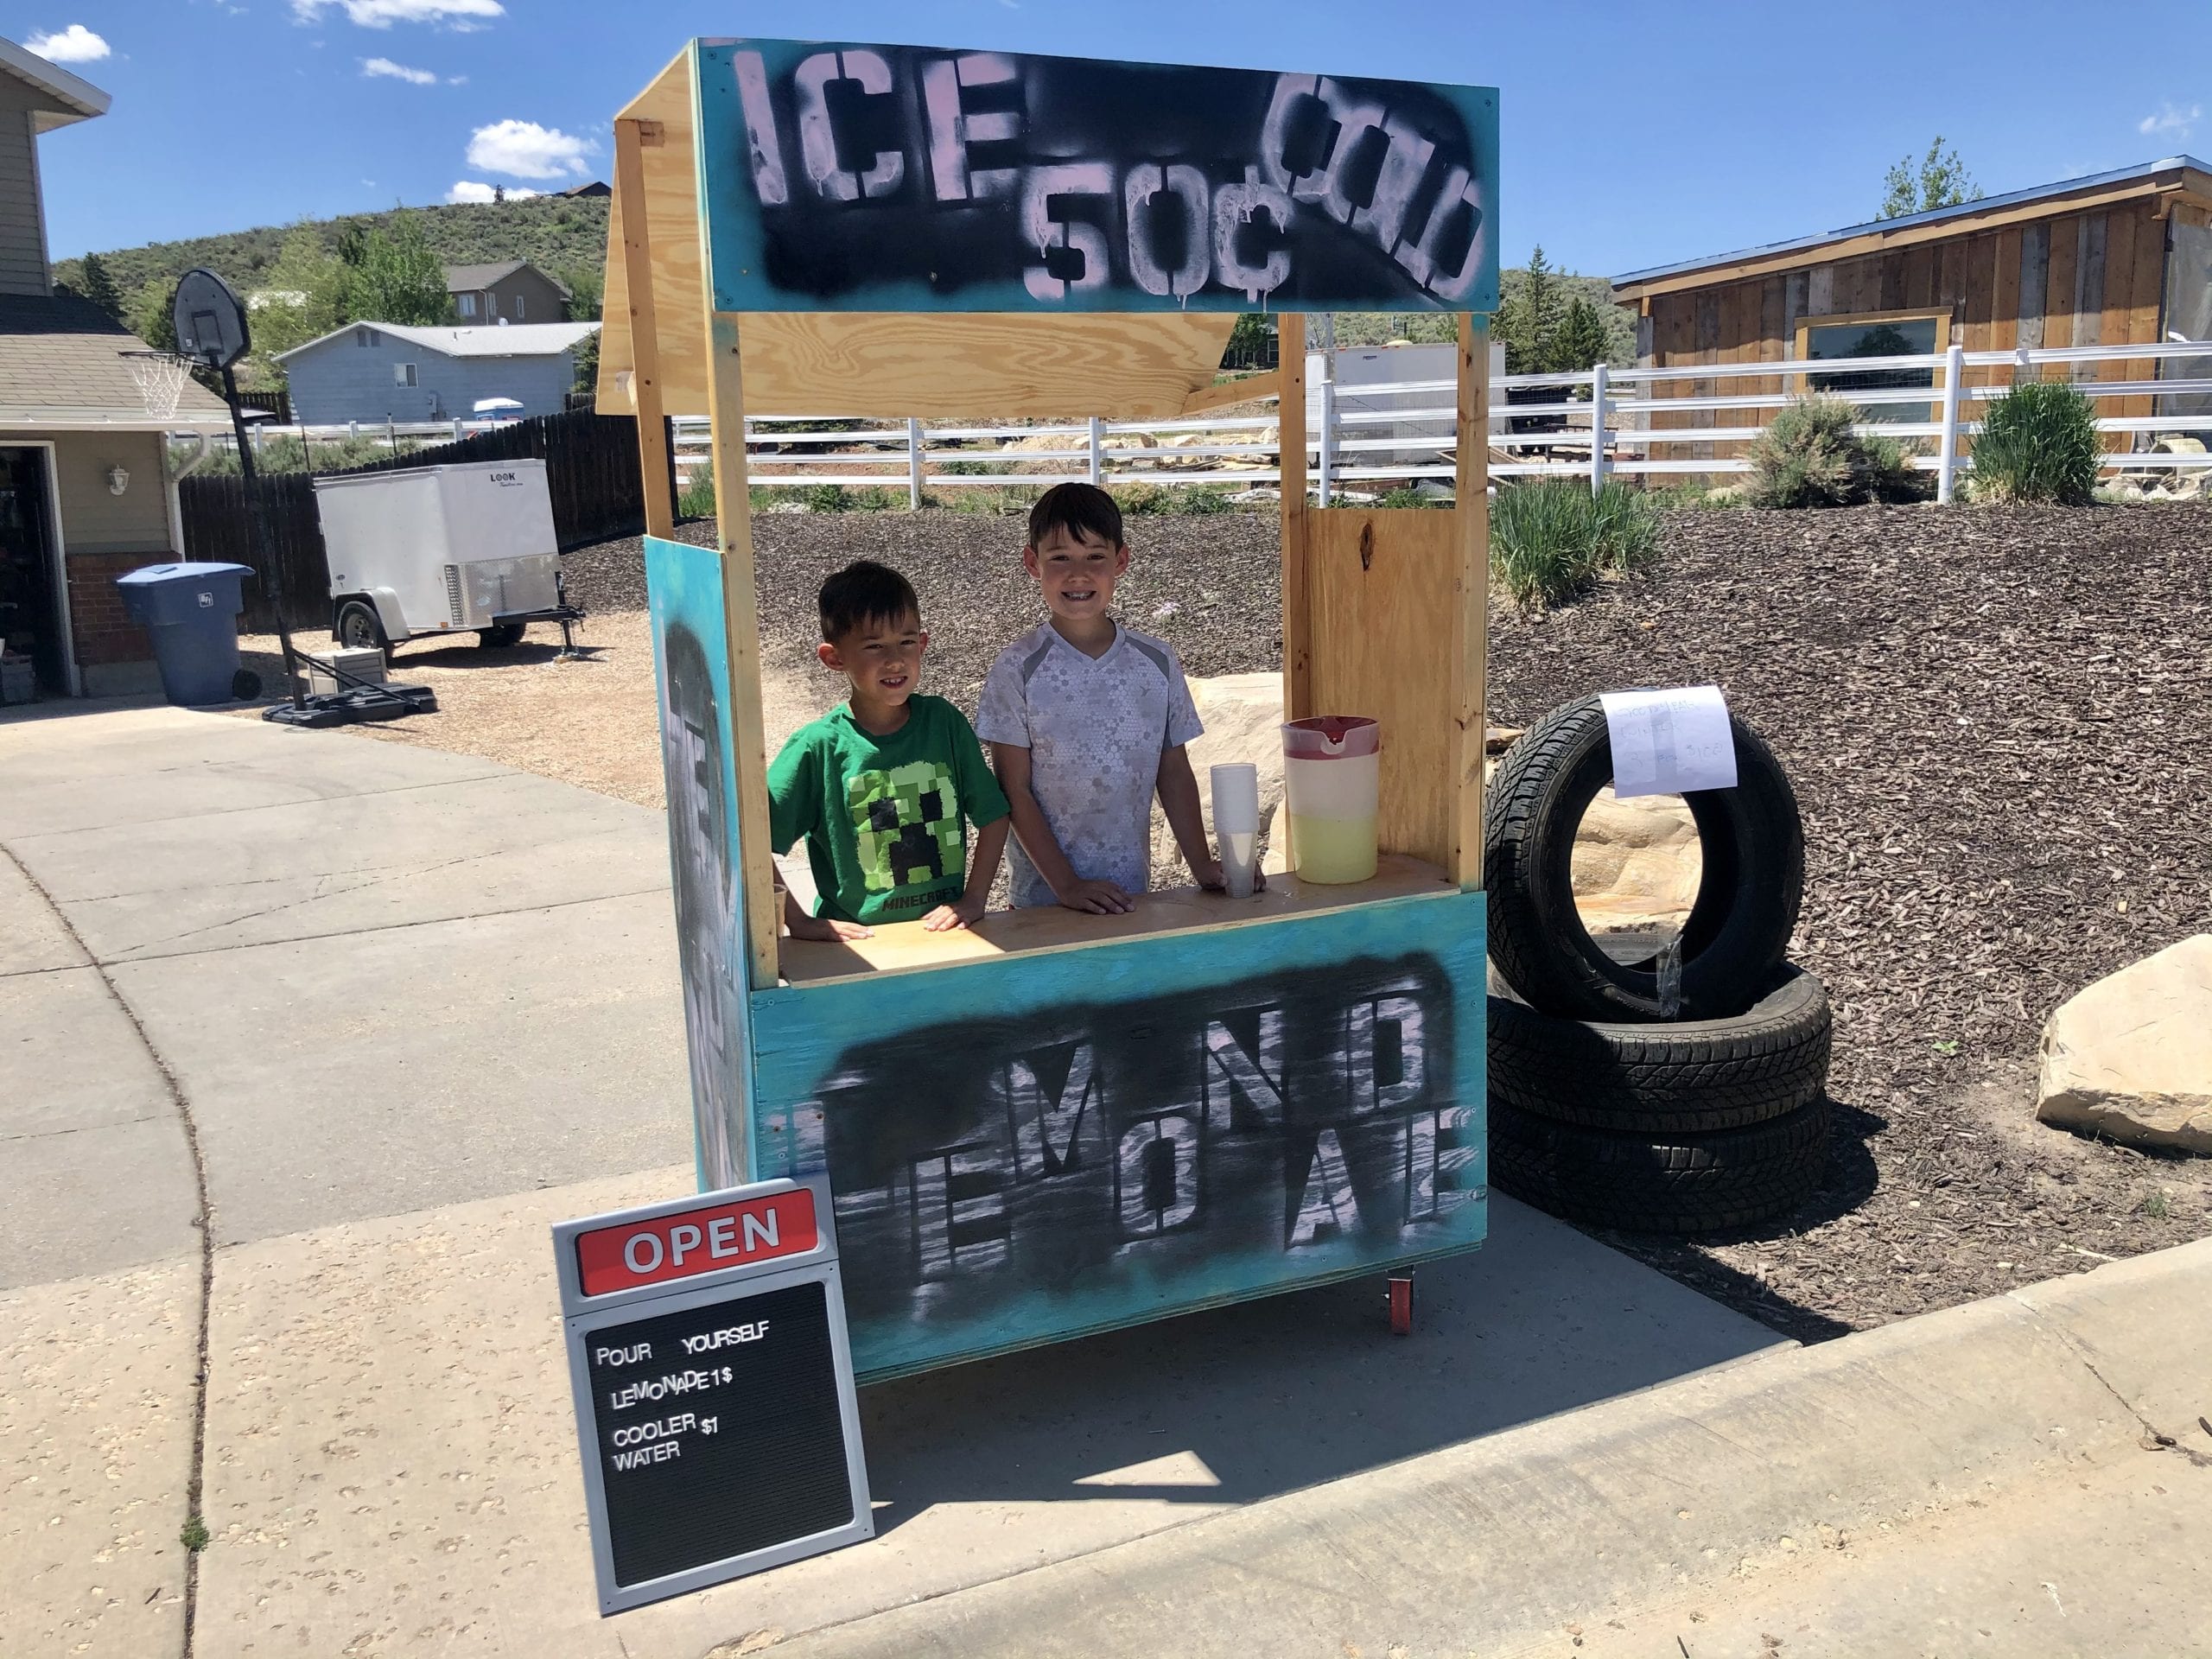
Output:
[{"xmin": 180, "ymin": 409, "xmax": 666, "ymax": 632}]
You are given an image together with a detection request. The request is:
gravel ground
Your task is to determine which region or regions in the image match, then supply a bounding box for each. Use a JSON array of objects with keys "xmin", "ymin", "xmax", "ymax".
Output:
[{"xmin": 252, "ymin": 499, "xmax": 2212, "ymax": 1343}]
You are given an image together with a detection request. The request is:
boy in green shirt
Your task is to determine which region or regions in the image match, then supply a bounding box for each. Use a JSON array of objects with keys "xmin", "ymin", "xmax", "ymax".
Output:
[{"xmin": 767, "ymin": 560, "xmax": 1011, "ymax": 942}]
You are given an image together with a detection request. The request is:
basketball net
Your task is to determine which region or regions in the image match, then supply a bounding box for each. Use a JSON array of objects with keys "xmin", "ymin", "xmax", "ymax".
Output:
[{"xmin": 124, "ymin": 352, "xmax": 194, "ymax": 421}]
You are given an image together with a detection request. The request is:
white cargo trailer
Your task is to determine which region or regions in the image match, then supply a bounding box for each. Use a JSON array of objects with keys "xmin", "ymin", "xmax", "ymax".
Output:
[{"xmin": 313, "ymin": 459, "xmax": 582, "ymax": 654}]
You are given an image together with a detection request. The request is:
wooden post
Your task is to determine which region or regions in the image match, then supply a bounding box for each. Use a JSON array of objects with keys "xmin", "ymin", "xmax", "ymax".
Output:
[
  {"xmin": 614, "ymin": 117, "xmax": 675, "ymax": 538},
  {"xmin": 1452, "ymin": 315, "xmax": 1490, "ymax": 892},
  {"xmin": 701, "ymin": 313, "xmax": 781, "ymax": 990},
  {"xmin": 1278, "ymin": 314, "xmax": 1311, "ymax": 723}
]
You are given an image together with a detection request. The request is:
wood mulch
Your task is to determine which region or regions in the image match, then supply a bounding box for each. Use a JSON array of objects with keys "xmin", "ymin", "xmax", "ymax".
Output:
[{"xmin": 348, "ymin": 500, "xmax": 2212, "ymax": 1342}]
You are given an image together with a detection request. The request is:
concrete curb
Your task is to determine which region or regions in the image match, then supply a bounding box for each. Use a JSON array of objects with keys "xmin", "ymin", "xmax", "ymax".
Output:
[{"xmin": 757, "ymin": 1239, "xmax": 2212, "ymax": 1659}]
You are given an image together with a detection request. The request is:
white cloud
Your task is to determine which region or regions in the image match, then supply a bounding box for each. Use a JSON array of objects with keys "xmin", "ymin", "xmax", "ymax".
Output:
[
  {"xmin": 446, "ymin": 73, "xmax": 467, "ymax": 85},
  {"xmin": 446, "ymin": 180, "xmax": 539, "ymax": 203},
  {"xmin": 2139, "ymin": 103, "xmax": 2201, "ymax": 142},
  {"xmin": 361, "ymin": 55, "xmax": 435, "ymax": 84},
  {"xmin": 291, "ymin": 0, "xmax": 502, "ymax": 28},
  {"xmin": 25, "ymin": 23, "xmax": 111, "ymax": 61},
  {"xmin": 466, "ymin": 118, "xmax": 592, "ymax": 180}
]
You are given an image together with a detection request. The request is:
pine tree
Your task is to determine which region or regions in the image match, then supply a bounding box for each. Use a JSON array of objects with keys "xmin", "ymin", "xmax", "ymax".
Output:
[
  {"xmin": 1546, "ymin": 297, "xmax": 1614, "ymax": 377},
  {"xmin": 1497, "ymin": 246, "xmax": 1565, "ymax": 376},
  {"xmin": 79, "ymin": 251, "xmax": 124, "ymax": 321}
]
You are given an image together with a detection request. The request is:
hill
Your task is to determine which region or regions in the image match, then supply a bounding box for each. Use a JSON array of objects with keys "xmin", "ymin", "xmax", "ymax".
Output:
[{"xmin": 53, "ymin": 194, "xmax": 611, "ymax": 307}]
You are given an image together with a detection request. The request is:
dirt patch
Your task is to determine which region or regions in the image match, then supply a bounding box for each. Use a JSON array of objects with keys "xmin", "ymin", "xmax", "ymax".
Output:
[
  {"xmin": 1486, "ymin": 500, "xmax": 2212, "ymax": 1339},
  {"xmin": 238, "ymin": 499, "xmax": 2212, "ymax": 1342}
]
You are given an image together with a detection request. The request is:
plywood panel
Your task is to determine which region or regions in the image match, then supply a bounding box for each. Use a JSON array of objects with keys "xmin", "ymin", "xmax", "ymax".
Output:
[
  {"xmin": 599, "ymin": 51, "xmax": 707, "ymax": 415},
  {"xmin": 1452, "ymin": 317, "xmax": 1487, "ymax": 890},
  {"xmin": 734, "ymin": 310, "xmax": 1237, "ymax": 419},
  {"xmin": 1304, "ymin": 508, "xmax": 1464, "ymax": 870}
]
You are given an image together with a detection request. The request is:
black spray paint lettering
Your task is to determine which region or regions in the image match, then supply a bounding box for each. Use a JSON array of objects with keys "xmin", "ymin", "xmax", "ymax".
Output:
[
  {"xmin": 765, "ymin": 958, "xmax": 1477, "ymax": 1323},
  {"xmin": 725, "ymin": 47, "xmax": 1486, "ymax": 306}
]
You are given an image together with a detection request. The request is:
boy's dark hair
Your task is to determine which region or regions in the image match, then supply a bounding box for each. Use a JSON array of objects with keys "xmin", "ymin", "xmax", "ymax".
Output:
[
  {"xmin": 817, "ymin": 559, "xmax": 920, "ymax": 643},
  {"xmin": 1027, "ymin": 481, "xmax": 1124, "ymax": 551}
]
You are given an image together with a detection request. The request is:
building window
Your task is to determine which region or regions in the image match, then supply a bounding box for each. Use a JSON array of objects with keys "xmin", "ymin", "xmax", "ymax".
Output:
[
  {"xmin": 395, "ymin": 363, "xmax": 418, "ymax": 387},
  {"xmin": 356, "ymin": 327, "xmax": 379, "ymax": 347},
  {"xmin": 458, "ymin": 293, "xmax": 478, "ymax": 318},
  {"xmin": 512, "ymin": 294, "xmax": 526, "ymax": 321},
  {"xmin": 1796, "ymin": 310, "xmax": 1945, "ymax": 423}
]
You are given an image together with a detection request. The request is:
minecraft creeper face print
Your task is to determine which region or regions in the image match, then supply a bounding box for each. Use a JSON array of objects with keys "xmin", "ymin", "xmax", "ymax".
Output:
[{"xmin": 849, "ymin": 760, "xmax": 962, "ymax": 895}]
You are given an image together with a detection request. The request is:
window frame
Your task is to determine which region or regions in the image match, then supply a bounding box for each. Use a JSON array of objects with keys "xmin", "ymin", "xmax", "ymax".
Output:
[
  {"xmin": 1791, "ymin": 308, "xmax": 1950, "ymax": 423},
  {"xmin": 394, "ymin": 362, "xmax": 418, "ymax": 388},
  {"xmin": 458, "ymin": 292, "xmax": 478, "ymax": 318},
  {"xmin": 512, "ymin": 293, "xmax": 526, "ymax": 321}
]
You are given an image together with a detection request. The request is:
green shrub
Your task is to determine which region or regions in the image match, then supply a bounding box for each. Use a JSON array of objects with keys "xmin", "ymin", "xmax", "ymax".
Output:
[
  {"xmin": 1170, "ymin": 487, "xmax": 1236, "ymax": 515},
  {"xmin": 1376, "ymin": 486, "xmax": 1451, "ymax": 509},
  {"xmin": 1643, "ymin": 481, "xmax": 1744, "ymax": 512},
  {"xmin": 677, "ymin": 473, "xmax": 716, "ymax": 518},
  {"xmin": 1489, "ymin": 479, "xmax": 1658, "ymax": 610},
  {"xmin": 1747, "ymin": 396, "xmax": 1923, "ymax": 508},
  {"xmin": 800, "ymin": 483, "xmax": 850, "ymax": 512},
  {"xmin": 1109, "ymin": 481, "xmax": 1173, "ymax": 515},
  {"xmin": 937, "ymin": 457, "xmax": 1009, "ymax": 476},
  {"xmin": 1968, "ymin": 380, "xmax": 2101, "ymax": 505}
]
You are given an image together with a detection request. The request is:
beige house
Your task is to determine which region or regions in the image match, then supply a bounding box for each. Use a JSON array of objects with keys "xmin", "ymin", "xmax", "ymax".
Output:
[
  {"xmin": 443, "ymin": 259, "xmax": 570, "ymax": 326},
  {"xmin": 0, "ymin": 36, "xmax": 231, "ymax": 699}
]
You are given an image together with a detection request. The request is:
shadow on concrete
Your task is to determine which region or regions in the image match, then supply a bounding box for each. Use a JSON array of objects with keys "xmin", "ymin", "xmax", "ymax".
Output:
[{"xmin": 855, "ymin": 1194, "xmax": 1789, "ymax": 1534}]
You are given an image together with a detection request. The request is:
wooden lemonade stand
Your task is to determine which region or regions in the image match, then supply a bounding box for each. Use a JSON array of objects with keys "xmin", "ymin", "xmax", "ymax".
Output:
[{"xmin": 598, "ymin": 37, "xmax": 1497, "ymax": 1382}]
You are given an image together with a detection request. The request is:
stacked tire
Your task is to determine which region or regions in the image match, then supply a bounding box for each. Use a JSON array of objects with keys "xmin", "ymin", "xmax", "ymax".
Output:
[{"xmin": 1484, "ymin": 696, "xmax": 1830, "ymax": 1236}]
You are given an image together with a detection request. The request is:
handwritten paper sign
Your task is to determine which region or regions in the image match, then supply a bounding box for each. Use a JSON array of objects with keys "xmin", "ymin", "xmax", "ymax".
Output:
[{"xmin": 1599, "ymin": 686, "xmax": 1738, "ymax": 798}]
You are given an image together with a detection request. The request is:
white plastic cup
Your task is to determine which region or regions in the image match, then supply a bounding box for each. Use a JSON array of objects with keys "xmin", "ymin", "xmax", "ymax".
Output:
[{"xmin": 1211, "ymin": 762, "xmax": 1261, "ymax": 899}]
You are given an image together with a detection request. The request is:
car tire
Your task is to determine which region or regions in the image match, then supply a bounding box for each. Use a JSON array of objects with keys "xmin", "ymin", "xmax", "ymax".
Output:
[
  {"xmin": 1488, "ymin": 1096, "xmax": 1830, "ymax": 1236},
  {"xmin": 1485, "ymin": 694, "xmax": 1804, "ymax": 1022},
  {"xmin": 1489, "ymin": 966, "xmax": 1831, "ymax": 1135},
  {"xmin": 334, "ymin": 599, "xmax": 390, "ymax": 662},
  {"xmin": 479, "ymin": 623, "xmax": 525, "ymax": 648}
]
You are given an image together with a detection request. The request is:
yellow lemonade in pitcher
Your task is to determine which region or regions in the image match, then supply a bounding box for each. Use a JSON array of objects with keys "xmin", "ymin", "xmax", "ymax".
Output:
[{"xmin": 1289, "ymin": 812, "xmax": 1377, "ymax": 884}]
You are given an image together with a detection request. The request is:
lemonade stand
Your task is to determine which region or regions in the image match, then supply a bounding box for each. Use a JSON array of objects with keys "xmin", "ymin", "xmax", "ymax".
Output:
[{"xmin": 597, "ymin": 36, "xmax": 1498, "ymax": 1382}]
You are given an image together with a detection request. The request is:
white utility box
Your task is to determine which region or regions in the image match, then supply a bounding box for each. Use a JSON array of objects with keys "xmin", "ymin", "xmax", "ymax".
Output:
[
  {"xmin": 304, "ymin": 645, "xmax": 388, "ymax": 696},
  {"xmin": 313, "ymin": 460, "xmax": 577, "ymax": 652}
]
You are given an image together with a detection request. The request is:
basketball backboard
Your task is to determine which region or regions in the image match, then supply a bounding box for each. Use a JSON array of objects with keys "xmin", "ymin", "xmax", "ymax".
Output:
[{"xmin": 173, "ymin": 267, "xmax": 250, "ymax": 371}]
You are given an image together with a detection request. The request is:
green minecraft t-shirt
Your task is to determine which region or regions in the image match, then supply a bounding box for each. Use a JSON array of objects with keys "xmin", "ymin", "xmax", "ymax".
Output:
[{"xmin": 766, "ymin": 696, "xmax": 1011, "ymax": 925}]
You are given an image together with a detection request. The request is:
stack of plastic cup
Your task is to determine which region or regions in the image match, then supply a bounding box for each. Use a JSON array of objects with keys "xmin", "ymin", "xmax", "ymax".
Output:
[{"xmin": 1210, "ymin": 762, "xmax": 1261, "ymax": 899}]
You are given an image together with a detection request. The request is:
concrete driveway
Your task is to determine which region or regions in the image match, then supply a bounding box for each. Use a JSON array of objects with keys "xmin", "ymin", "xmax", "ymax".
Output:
[{"xmin": 1, "ymin": 701, "xmax": 1796, "ymax": 1657}]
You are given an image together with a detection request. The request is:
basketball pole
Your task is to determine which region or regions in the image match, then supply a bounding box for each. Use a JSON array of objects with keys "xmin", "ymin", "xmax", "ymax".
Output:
[{"xmin": 221, "ymin": 361, "xmax": 304, "ymax": 711}]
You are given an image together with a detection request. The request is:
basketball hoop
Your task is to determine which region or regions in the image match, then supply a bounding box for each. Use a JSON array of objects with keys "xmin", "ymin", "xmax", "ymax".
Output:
[{"xmin": 121, "ymin": 350, "xmax": 195, "ymax": 421}]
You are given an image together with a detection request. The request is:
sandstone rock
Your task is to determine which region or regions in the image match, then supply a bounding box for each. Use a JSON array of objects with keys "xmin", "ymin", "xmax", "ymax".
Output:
[
  {"xmin": 1154, "ymin": 672, "xmax": 1291, "ymax": 875},
  {"xmin": 2037, "ymin": 935, "xmax": 2212, "ymax": 1154}
]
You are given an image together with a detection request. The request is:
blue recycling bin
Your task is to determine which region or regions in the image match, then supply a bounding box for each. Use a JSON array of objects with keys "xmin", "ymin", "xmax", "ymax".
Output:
[{"xmin": 115, "ymin": 563, "xmax": 254, "ymax": 705}]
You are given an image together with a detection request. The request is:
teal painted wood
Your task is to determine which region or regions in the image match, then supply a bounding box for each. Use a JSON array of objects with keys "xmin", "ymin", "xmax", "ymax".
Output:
[
  {"xmin": 749, "ymin": 892, "xmax": 1487, "ymax": 1382},
  {"xmin": 645, "ymin": 534, "xmax": 759, "ymax": 1189},
  {"xmin": 693, "ymin": 40, "xmax": 1498, "ymax": 316}
]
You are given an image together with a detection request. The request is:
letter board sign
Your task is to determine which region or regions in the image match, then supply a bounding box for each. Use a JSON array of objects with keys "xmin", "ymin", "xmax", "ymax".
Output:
[{"xmin": 552, "ymin": 1174, "xmax": 871, "ymax": 1613}]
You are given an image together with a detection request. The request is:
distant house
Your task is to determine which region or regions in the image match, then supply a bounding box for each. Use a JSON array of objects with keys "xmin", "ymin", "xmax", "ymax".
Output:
[
  {"xmin": 273, "ymin": 321, "xmax": 600, "ymax": 423},
  {"xmin": 443, "ymin": 259, "xmax": 569, "ymax": 325},
  {"xmin": 0, "ymin": 35, "xmax": 232, "ymax": 700},
  {"xmin": 557, "ymin": 181, "xmax": 611, "ymax": 200}
]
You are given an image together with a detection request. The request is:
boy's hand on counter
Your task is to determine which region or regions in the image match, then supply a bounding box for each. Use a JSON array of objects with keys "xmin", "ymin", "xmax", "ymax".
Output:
[
  {"xmin": 786, "ymin": 912, "xmax": 873, "ymax": 944},
  {"xmin": 921, "ymin": 894, "xmax": 988, "ymax": 931},
  {"xmin": 1055, "ymin": 877, "xmax": 1136, "ymax": 915},
  {"xmin": 1194, "ymin": 857, "xmax": 1264, "ymax": 893}
]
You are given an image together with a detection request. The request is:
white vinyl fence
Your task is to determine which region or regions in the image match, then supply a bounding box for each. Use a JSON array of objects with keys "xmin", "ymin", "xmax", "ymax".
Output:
[{"xmin": 674, "ymin": 338, "xmax": 2212, "ymax": 508}]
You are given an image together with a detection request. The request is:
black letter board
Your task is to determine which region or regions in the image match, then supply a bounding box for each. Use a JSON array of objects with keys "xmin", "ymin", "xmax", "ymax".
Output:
[{"xmin": 552, "ymin": 1174, "xmax": 871, "ymax": 1614}]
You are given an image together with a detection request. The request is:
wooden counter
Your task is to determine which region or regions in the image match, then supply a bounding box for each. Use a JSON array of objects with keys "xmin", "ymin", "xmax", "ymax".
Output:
[{"xmin": 777, "ymin": 854, "xmax": 1455, "ymax": 987}]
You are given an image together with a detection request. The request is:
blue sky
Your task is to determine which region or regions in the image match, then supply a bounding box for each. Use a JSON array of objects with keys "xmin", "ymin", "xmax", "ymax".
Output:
[{"xmin": 14, "ymin": 0, "xmax": 2208, "ymax": 276}]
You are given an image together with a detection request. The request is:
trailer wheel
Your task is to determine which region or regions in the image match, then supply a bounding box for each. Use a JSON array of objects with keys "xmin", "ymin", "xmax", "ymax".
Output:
[
  {"xmin": 478, "ymin": 623, "xmax": 525, "ymax": 648},
  {"xmin": 334, "ymin": 599, "xmax": 390, "ymax": 660}
]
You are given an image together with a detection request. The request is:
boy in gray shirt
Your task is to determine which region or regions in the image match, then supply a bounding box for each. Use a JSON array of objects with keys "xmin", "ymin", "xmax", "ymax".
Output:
[{"xmin": 976, "ymin": 484, "xmax": 1253, "ymax": 912}]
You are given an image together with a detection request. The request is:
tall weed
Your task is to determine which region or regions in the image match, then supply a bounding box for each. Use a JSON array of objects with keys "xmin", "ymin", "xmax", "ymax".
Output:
[
  {"xmin": 1748, "ymin": 396, "xmax": 1924, "ymax": 508},
  {"xmin": 1490, "ymin": 479, "xmax": 1657, "ymax": 610},
  {"xmin": 1969, "ymin": 380, "xmax": 2101, "ymax": 505}
]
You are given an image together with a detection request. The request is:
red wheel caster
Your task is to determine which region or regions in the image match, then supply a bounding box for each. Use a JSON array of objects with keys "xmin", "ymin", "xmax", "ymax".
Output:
[{"xmin": 1387, "ymin": 1273, "xmax": 1414, "ymax": 1337}]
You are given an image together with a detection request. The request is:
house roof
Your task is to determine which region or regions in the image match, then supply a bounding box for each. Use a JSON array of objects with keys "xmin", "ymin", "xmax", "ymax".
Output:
[
  {"xmin": 272, "ymin": 320, "xmax": 600, "ymax": 364},
  {"xmin": 443, "ymin": 259, "xmax": 572, "ymax": 299},
  {"xmin": 0, "ymin": 293, "xmax": 232, "ymax": 429},
  {"xmin": 0, "ymin": 35, "xmax": 110, "ymax": 132},
  {"xmin": 1613, "ymin": 155, "xmax": 2212, "ymax": 300}
]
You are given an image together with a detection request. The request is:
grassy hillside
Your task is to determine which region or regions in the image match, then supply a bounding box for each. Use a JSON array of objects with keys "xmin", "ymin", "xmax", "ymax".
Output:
[{"xmin": 53, "ymin": 194, "xmax": 611, "ymax": 304}]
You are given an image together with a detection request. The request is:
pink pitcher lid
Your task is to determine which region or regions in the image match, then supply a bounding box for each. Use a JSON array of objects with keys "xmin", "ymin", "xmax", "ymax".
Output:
[{"xmin": 1283, "ymin": 715, "xmax": 1379, "ymax": 758}]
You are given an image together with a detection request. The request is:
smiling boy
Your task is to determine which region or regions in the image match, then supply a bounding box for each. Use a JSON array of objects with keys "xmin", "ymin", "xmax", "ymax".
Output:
[
  {"xmin": 977, "ymin": 483, "xmax": 1243, "ymax": 912},
  {"xmin": 767, "ymin": 560, "xmax": 1010, "ymax": 942}
]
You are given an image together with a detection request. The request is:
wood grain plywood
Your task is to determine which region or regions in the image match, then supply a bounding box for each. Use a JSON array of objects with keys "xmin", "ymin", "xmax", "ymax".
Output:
[
  {"xmin": 599, "ymin": 50, "xmax": 707, "ymax": 414},
  {"xmin": 1304, "ymin": 508, "xmax": 1462, "ymax": 869}
]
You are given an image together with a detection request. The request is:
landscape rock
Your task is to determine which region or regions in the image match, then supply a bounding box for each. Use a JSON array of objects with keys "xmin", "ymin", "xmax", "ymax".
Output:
[{"xmin": 2037, "ymin": 934, "xmax": 2212, "ymax": 1154}]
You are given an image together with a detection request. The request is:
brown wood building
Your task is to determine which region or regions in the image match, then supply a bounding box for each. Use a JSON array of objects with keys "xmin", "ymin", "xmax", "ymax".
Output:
[{"xmin": 1611, "ymin": 155, "xmax": 2212, "ymax": 455}]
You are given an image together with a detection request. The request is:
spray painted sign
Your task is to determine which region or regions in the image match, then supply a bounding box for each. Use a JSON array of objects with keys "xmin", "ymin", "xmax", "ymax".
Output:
[
  {"xmin": 751, "ymin": 906, "xmax": 1489, "ymax": 1381},
  {"xmin": 694, "ymin": 39, "xmax": 1498, "ymax": 314}
]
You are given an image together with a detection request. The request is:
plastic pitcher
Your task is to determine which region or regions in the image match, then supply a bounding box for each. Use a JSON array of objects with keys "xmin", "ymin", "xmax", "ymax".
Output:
[{"xmin": 1282, "ymin": 715, "xmax": 1379, "ymax": 884}]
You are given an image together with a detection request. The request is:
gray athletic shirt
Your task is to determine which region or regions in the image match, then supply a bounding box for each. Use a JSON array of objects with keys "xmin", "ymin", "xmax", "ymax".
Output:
[{"xmin": 976, "ymin": 620, "xmax": 1204, "ymax": 908}]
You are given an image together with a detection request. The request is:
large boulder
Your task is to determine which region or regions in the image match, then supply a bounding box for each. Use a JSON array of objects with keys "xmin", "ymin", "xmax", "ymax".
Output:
[
  {"xmin": 1153, "ymin": 672, "xmax": 1291, "ymax": 874},
  {"xmin": 2037, "ymin": 935, "xmax": 2212, "ymax": 1154}
]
